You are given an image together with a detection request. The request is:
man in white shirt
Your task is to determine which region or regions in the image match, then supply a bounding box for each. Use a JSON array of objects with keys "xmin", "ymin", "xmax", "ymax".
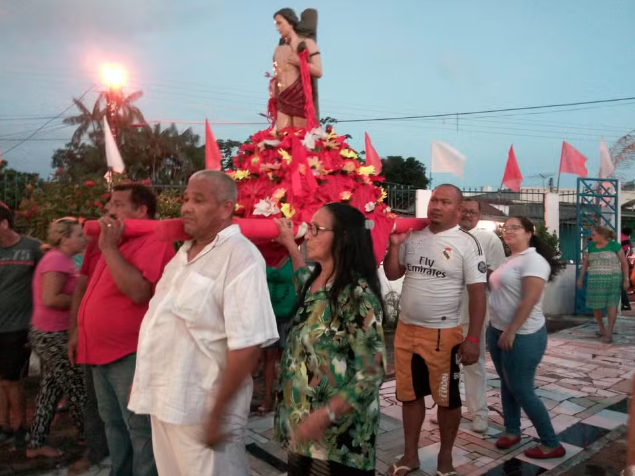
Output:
[
  {"xmin": 385, "ymin": 184, "xmax": 487, "ymax": 476},
  {"xmin": 128, "ymin": 171, "xmax": 279, "ymax": 476},
  {"xmin": 458, "ymin": 198, "xmax": 506, "ymax": 433}
]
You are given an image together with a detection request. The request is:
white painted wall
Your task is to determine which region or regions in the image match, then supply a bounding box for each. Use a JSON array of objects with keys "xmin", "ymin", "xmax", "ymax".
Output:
[
  {"xmin": 416, "ymin": 190, "xmax": 432, "ymax": 218},
  {"xmin": 542, "ymin": 264, "xmax": 576, "ymax": 316},
  {"xmin": 544, "ymin": 192, "xmax": 560, "ymax": 237}
]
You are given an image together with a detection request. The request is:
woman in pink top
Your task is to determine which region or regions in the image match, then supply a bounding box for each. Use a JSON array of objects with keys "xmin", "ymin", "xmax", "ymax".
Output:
[{"xmin": 27, "ymin": 217, "xmax": 86, "ymax": 458}]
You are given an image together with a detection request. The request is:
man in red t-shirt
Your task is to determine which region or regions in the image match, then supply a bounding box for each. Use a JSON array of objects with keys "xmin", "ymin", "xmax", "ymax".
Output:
[{"xmin": 68, "ymin": 184, "xmax": 174, "ymax": 476}]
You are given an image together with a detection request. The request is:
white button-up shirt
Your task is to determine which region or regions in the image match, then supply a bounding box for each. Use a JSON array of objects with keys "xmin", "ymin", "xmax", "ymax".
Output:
[{"xmin": 129, "ymin": 225, "xmax": 279, "ymax": 425}]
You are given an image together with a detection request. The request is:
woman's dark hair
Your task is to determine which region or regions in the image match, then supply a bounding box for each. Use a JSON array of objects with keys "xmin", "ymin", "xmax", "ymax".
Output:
[
  {"xmin": 0, "ymin": 202, "xmax": 14, "ymax": 229},
  {"xmin": 512, "ymin": 216, "xmax": 561, "ymax": 281},
  {"xmin": 300, "ymin": 202, "xmax": 385, "ymax": 318}
]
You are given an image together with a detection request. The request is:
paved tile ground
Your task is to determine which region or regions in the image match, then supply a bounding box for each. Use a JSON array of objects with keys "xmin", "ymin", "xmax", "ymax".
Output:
[{"xmin": 23, "ymin": 317, "xmax": 635, "ymax": 476}]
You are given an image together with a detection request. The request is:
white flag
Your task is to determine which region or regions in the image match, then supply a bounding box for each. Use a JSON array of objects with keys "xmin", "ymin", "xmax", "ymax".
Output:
[
  {"xmin": 103, "ymin": 116, "xmax": 125, "ymax": 175},
  {"xmin": 598, "ymin": 138, "xmax": 615, "ymax": 179},
  {"xmin": 430, "ymin": 140, "xmax": 465, "ymax": 178}
]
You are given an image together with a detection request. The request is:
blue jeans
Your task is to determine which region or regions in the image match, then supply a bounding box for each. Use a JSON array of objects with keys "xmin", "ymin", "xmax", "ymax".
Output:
[
  {"xmin": 487, "ymin": 326, "xmax": 560, "ymax": 448},
  {"xmin": 92, "ymin": 353, "xmax": 157, "ymax": 476}
]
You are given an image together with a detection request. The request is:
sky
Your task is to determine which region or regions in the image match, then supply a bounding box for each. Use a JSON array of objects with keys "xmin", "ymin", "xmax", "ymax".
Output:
[{"xmin": 0, "ymin": 0, "xmax": 634, "ymax": 189}]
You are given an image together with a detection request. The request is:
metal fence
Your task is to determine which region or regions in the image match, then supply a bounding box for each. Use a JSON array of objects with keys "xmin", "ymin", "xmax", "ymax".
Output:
[{"xmin": 383, "ymin": 182, "xmax": 416, "ymax": 215}]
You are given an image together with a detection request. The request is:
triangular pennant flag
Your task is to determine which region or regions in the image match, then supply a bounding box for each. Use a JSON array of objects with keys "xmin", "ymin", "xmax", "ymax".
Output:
[
  {"xmin": 560, "ymin": 141, "xmax": 588, "ymax": 178},
  {"xmin": 103, "ymin": 116, "xmax": 125, "ymax": 175},
  {"xmin": 364, "ymin": 132, "xmax": 382, "ymax": 174},
  {"xmin": 502, "ymin": 145, "xmax": 523, "ymax": 192},
  {"xmin": 205, "ymin": 119, "xmax": 222, "ymax": 171},
  {"xmin": 430, "ymin": 140, "xmax": 465, "ymax": 178},
  {"xmin": 598, "ymin": 138, "xmax": 615, "ymax": 179}
]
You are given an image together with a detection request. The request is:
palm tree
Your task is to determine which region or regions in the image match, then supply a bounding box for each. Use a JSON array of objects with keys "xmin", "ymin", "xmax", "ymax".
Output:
[
  {"xmin": 63, "ymin": 90, "xmax": 146, "ymax": 146},
  {"xmin": 611, "ymin": 131, "xmax": 635, "ymax": 182}
]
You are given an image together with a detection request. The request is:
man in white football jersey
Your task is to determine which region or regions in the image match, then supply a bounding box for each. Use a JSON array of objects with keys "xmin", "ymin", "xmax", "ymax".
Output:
[
  {"xmin": 385, "ymin": 184, "xmax": 487, "ymax": 476},
  {"xmin": 458, "ymin": 198, "xmax": 506, "ymax": 432}
]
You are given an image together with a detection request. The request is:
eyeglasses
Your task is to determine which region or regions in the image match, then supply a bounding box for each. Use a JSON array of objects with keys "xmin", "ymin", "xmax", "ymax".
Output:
[
  {"xmin": 308, "ymin": 223, "xmax": 333, "ymax": 236},
  {"xmin": 502, "ymin": 225, "xmax": 524, "ymax": 233},
  {"xmin": 460, "ymin": 210, "xmax": 480, "ymax": 216}
]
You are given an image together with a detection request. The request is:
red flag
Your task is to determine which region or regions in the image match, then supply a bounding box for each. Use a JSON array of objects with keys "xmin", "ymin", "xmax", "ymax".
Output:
[
  {"xmin": 205, "ymin": 119, "xmax": 222, "ymax": 171},
  {"xmin": 560, "ymin": 141, "xmax": 588, "ymax": 178},
  {"xmin": 364, "ymin": 132, "xmax": 382, "ymax": 174},
  {"xmin": 502, "ymin": 145, "xmax": 523, "ymax": 192}
]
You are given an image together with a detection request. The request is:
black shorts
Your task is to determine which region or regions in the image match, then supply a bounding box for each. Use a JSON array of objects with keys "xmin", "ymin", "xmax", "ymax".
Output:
[{"xmin": 0, "ymin": 330, "xmax": 31, "ymax": 381}]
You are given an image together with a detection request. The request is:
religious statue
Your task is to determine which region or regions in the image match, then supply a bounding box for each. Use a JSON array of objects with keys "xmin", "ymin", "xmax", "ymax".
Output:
[{"xmin": 269, "ymin": 8, "xmax": 322, "ymax": 130}]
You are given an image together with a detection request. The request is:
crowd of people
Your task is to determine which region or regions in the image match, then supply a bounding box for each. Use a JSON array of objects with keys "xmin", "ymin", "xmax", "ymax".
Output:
[{"xmin": 0, "ymin": 175, "xmax": 632, "ymax": 476}]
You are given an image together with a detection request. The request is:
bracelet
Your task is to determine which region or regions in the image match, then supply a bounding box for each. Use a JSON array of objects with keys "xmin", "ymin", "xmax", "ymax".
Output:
[
  {"xmin": 465, "ymin": 336, "xmax": 480, "ymax": 344},
  {"xmin": 325, "ymin": 404, "xmax": 337, "ymax": 423}
]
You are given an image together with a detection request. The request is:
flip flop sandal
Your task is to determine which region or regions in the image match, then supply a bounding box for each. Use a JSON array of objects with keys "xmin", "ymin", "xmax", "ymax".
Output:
[{"xmin": 387, "ymin": 463, "xmax": 418, "ymax": 476}]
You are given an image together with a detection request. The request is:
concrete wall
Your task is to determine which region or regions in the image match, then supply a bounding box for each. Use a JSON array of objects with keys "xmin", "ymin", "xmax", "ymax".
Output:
[{"xmin": 543, "ymin": 264, "xmax": 576, "ymax": 316}]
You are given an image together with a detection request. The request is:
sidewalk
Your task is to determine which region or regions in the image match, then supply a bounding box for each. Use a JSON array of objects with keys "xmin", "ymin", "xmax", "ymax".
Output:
[{"xmin": 18, "ymin": 317, "xmax": 635, "ymax": 476}]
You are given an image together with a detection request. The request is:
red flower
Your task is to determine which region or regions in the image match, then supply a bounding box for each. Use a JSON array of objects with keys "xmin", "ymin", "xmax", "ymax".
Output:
[
  {"xmin": 142, "ymin": 179, "xmax": 152, "ymax": 185},
  {"xmin": 84, "ymin": 180, "xmax": 95, "ymax": 187},
  {"xmin": 94, "ymin": 201, "xmax": 103, "ymax": 208},
  {"xmin": 101, "ymin": 193, "xmax": 111, "ymax": 201}
]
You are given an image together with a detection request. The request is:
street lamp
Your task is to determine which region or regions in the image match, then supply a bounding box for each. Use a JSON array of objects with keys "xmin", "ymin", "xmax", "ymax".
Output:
[{"xmin": 100, "ymin": 64, "xmax": 127, "ymax": 144}]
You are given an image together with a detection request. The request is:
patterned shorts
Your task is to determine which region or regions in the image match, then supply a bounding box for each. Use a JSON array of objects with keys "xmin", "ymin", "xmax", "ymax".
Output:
[{"xmin": 394, "ymin": 322, "xmax": 463, "ymax": 409}]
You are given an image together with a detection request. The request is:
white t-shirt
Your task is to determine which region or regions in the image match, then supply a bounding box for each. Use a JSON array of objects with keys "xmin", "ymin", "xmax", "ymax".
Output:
[
  {"xmin": 488, "ymin": 247, "xmax": 550, "ymax": 334},
  {"xmin": 460, "ymin": 228, "xmax": 507, "ymax": 324},
  {"xmin": 129, "ymin": 225, "xmax": 279, "ymax": 426},
  {"xmin": 398, "ymin": 225, "xmax": 487, "ymax": 328}
]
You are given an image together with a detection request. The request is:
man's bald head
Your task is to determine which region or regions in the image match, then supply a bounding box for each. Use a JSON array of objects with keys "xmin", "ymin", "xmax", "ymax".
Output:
[
  {"xmin": 190, "ymin": 170, "xmax": 237, "ymax": 205},
  {"xmin": 181, "ymin": 171, "xmax": 237, "ymax": 240},
  {"xmin": 434, "ymin": 183, "xmax": 463, "ymax": 202},
  {"xmin": 427, "ymin": 183, "xmax": 463, "ymax": 231}
]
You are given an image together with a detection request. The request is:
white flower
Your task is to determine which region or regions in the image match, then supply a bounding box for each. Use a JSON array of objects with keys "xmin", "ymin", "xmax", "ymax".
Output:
[
  {"xmin": 365, "ymin": 201, "xmax": 376, "ymax": 213},
  {"xmin": 384, "ymin": 206, "xmax": 392, "ymax": 214},
  {"xmin": 301, "ymin": 127, "xmax": 328, "ymax": 150},
  {"xmin": 332, "ymin": 356, "xmax": 347, "ymax": 377},
  {"xmin": 253, "ymin": 198, "xmax": 280, "ymax": 217},
  {"xmin": 257, "ymin": 139, "xmax": 281, "ymax": 150}
]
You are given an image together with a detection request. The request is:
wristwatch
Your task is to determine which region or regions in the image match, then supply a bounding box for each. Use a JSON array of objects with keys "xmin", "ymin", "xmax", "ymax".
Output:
[{"xmin": 621, "ymin": 466, "xmax": 635, "ymax": 476}]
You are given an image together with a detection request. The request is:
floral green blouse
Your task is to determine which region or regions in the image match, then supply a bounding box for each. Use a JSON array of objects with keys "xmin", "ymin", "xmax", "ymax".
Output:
[{"xmin": 274, "ymin": 267, "xmax": 387, "ymax": 471}]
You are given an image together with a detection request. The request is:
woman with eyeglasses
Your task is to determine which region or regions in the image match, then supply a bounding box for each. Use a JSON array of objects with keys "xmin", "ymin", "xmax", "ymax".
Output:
[
  {"xmin": 273, "ymin": 203, "xmax": 387, "ymax": 476},
  {"xmin": 26, "ymin": 218, "xmax": 87, "ymax": 459},
  {"xmin": 488, "ymin": 217, "xmax": 565, "ymax": 459}
]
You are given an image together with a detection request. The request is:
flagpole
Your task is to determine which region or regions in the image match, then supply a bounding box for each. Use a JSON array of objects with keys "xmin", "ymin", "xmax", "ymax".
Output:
[
  {"xmin": 108, "ymin": 167, "xmax": 113, "ymax": 192},
  {"xmin": 556, "ymin": 168, "xmax": 562, "ymax": 192}
]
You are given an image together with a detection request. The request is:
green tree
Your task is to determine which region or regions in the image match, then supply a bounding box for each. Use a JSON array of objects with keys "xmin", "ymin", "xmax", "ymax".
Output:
[
  {"xmin": 0, "ymin": 160, "xmax": 41, "ymax": 210},
  {"xmin": 63, "ymin": 90, "xmax": 146, "ymax": 146},
  {"xmin": 51, "ymin": 123, "xmax": 204, "ymax": 184},
  {"xmin": 380, "ymin": 156, "xmax": 429, "ymax": 189},
  {"xmin": 216, "ymin": 139, "xmax": 245, "ymax": 170}
]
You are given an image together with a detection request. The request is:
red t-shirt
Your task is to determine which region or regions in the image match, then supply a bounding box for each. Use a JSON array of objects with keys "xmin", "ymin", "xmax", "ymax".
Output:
[{"xmin": 77, "ymin": 234, "xmax": 175, "ymax": 365}]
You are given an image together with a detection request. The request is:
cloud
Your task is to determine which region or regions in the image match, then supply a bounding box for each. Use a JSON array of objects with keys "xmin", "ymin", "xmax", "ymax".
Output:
[{"xmin": 0, "ymin": 0, "xmax": 224, "ymax": 43}]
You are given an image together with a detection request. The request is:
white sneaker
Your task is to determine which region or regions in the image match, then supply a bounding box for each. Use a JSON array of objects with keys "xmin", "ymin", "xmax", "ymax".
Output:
[{"xmin": 471, "ymin": 415, "xmax": 488, "ymax": 433}]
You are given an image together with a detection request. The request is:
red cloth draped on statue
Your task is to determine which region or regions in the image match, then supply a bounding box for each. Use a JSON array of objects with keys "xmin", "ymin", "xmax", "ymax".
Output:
[{"xmin": 277, "ymin": 77, "xmax": 306, "ymax": 118}]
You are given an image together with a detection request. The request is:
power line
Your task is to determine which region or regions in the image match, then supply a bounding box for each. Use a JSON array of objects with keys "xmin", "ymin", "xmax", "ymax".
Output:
[
  {"xmin": 335, "ymin": 96, "xmax": 635, "ymax": 123},
  {"xmin": 0, "ymin": 85, "xmax": 94, "ymax": 158}
]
